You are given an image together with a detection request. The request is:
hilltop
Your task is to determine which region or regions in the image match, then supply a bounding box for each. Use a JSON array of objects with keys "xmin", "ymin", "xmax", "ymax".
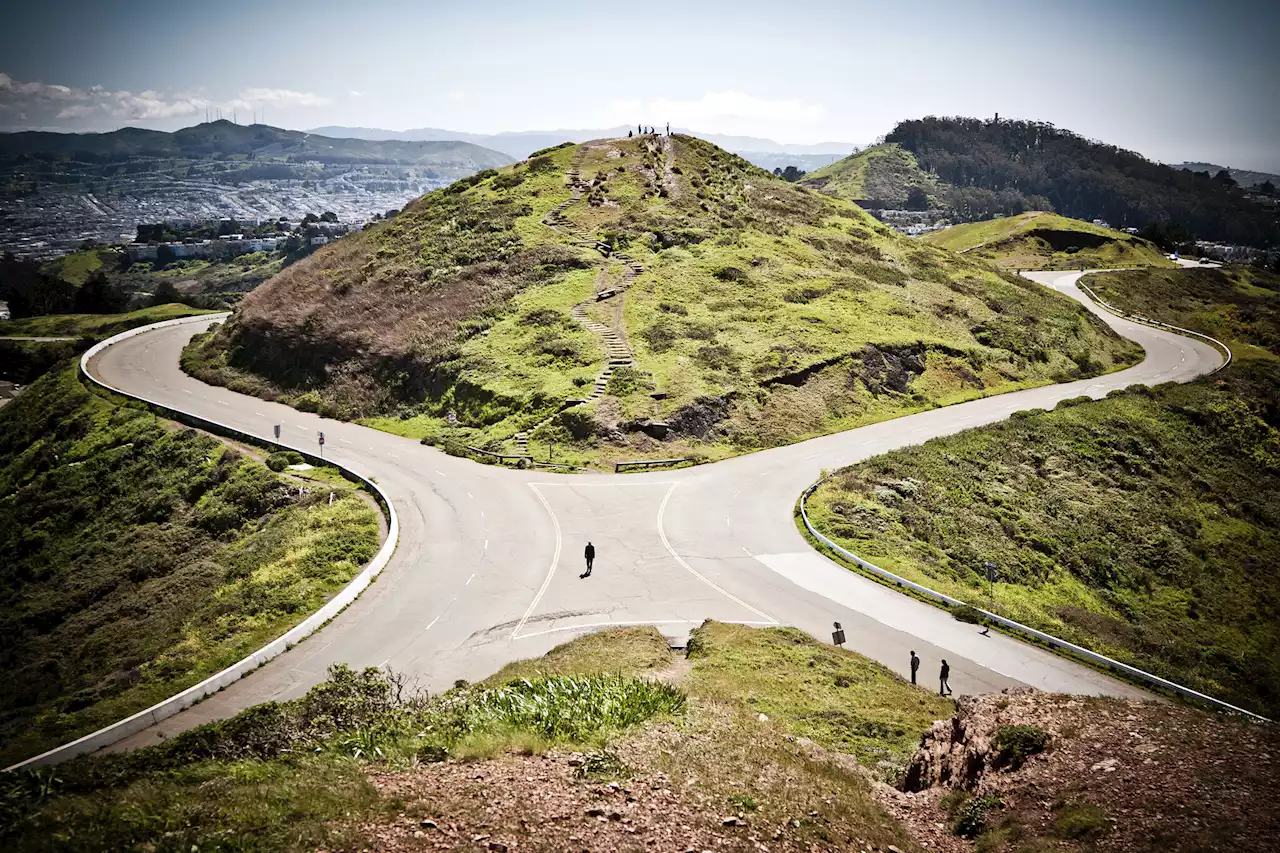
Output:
[
  {"xmin": 886, "ymin": 117, "xmax": 1280, "ymax": 247},
  {"xmin": 922, "ymin": 211, "xmax": 1173, "ymax": 269},
  {"xmin": 184, "ymin": 133, "xmax": 1139, "ymax": 468},
  {"xmin": 800, "ymin": 143, "xmax": 944, "ymax": 208},
  {"xmin": 0, "ymin": 120, "xmax": 511, "ymax": 168}
]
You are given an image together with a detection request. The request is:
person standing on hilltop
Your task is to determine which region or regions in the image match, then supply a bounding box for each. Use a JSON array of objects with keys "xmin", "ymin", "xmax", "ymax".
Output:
[{"xmin": 582, "ymin": 541, "xmax": 596, "ymax": 578}]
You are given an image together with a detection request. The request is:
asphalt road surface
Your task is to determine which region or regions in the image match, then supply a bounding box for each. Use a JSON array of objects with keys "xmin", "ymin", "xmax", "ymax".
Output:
[{"xmin": 92, "ymin": 268, "xmax": 1222, "ymax": 751}]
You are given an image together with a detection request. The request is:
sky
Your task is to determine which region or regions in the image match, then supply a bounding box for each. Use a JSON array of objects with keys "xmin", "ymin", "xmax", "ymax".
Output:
[{"xmin": 1, "ymin": 0, "xmax": 1277, "ymax": 170}]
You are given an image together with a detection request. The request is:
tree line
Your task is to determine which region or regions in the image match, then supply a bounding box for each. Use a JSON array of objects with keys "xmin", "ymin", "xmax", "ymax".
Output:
[{"xmin": 887, "ymin": 117, "xmax": 1280, "ymax": 248}]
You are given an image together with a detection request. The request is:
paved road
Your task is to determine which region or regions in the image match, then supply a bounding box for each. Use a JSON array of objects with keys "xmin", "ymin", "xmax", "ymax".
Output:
[{"xmin": 94, "ymin": 269, "xmax": 1221, "ymax": 751}]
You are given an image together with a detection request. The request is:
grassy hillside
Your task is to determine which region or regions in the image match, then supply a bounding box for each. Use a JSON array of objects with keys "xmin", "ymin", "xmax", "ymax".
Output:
[
  {"xmin": 185, "ymin": 134, "xmax": 1139, "ymax": 468},
  {"xmin": 0, "ymin": 303, "xmax": 213, "ymax": 338},
  {"xmin": 800, "ymin": 143, "xmax": 944, "ymax": 206},
  {"xmin": 923, "ymin": 211, "xmax": 1173, "ymax": 270},
  {"xmin": 1087, "ymin": 264, "xmax": 1280, "ymax": 359},
  {"xmin": 1, "ymin": 623, "xmax": 943, "ymax": 852},
  {"xmin": 808, "ymin": 264, "xmax": 1280, "ymax": 717},
  {"xmin": 0, "ymin": 363, "xmax": 381, "ymax": 766}
]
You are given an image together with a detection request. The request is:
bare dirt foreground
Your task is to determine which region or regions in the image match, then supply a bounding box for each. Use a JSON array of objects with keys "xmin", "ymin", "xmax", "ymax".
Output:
[{"xmin": 326, "ymin": 685, "xmax": 1279, "ymax": 853}]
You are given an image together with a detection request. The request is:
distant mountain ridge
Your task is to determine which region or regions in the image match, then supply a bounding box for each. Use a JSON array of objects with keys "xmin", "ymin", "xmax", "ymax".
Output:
[
  {"xmin": 307, "ymin": 124, "xmax": 857, "ymax": 162},
  {"xmin": 0, "ymin": 120, "xmax": 513, "ymax": 168},
  {"xmin": 1176, "ymin": 162, "xmax": 1279, "ymax": 190}
]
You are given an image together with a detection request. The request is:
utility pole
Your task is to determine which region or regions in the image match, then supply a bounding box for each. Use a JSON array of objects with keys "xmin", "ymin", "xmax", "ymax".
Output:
[{"xmin": 983, "ymin": 561, "xmax": 997, "ymax": 613}]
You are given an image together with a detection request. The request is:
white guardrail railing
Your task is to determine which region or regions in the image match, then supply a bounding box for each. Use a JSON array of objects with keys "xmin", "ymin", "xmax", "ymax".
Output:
[
  {"xmin": 6, "ymin": 313, "xmax": 401, "ymax": 770},
  {"xmin": 799, "ymin": 484, "xmax": 1267, "ymax": 723},
  {"xmin": 1076, "ymin": 279, "xmax": 1233, "ymax": 373}
]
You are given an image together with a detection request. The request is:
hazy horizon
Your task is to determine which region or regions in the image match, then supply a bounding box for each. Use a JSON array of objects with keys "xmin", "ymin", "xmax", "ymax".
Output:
[{"xmin": 2, "ymin": 0, "xmax": 1277, "ymax": 171}]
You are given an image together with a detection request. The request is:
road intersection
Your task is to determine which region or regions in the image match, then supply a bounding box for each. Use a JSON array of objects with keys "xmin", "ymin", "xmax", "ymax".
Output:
[{"xmin": 91, "ymin": 268, "xmax": 1222, "ymax": 751}]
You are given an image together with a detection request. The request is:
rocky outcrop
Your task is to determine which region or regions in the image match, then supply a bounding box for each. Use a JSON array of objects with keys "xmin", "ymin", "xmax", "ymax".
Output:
[{"xmin": 902, "ymin": 687, "xmax": 1045, "ymax": 792}]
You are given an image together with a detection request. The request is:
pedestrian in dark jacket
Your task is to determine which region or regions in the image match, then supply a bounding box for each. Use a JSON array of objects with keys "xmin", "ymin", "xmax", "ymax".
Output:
[
  {"xmin": 910, "ymin": 651, "xmax": 920, "ymax": 685},
  {"xmin": 582, "ymin": 541, "xmax": 595, "ymax": 578},
  {"xmin": 939, "ymin": 659, "xmax": 952, "ymax": 696}
]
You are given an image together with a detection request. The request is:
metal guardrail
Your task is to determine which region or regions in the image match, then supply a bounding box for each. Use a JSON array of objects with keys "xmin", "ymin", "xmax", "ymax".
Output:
[
  {"xmin": 615, "ymin": 457, "xmax": 691, "ymax": 472},
  {"xmin": 1077, "ymin": 279, "xmax": 1233, "ymax": 373},
  {"xmin": 463, "ymin": 445, "xmax": 532, "ymax": 463},
  {"xmin": 798, "ymin": 479, "xmax": 1268, "ymax": 722},
  {"xmin": 5, "ymin": 313, "xmax": 402, "ymax": 770}
]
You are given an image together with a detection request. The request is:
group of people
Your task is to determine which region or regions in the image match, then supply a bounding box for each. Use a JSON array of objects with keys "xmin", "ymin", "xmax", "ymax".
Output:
[
  {"xmin": 626, "ymin": 123, "xmax": 670, "ymax": 138},
  {"xmin": 910, "ymin": 650, "xmax": 953, "ymax": 696},
  {"xmin": 580, "ymin": 542, "xmax": 956, "ymax": 699}
]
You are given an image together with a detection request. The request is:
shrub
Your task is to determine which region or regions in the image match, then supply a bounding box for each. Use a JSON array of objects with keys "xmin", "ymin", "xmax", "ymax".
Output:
[
  {"xmin": 266, "ymin": 451, "xmax": 305, "ymax": 472},
  {"xmin": 294, "ymin": 392, "xmax": 322, "ymax": 413},
  {"xmin": 557, "ymin": 408, "xmax": 595, "ymax": 440},
  {"xmin": 695, "ymin": 343, "xmax": 739, "ymax": 371},
  {"xmin": 993, "ymin": 724, "xmax": 1051, "ymax": 769},
  {"xmin": 527, "ymin": 155, "xmax": 558, "ymax": 174},
  {"xmin": 1055, "ymin": 395, "xmax": 1093, "ymax": 409},
  {"xmin": 657, "ymin": 301, "xmax": 687, "ymax": 315},
  {"xmin": 953, "ymin": 794, "xmax": 1003, "ymax": 838},
  {"xmin": 1051, "ymin": 800, "xmax": 1109, "ymax": 840},
  {"xmin": 492, "ymin": 170, "xmax": 525, "ymax": 190},
  {"xmin": 952, "ymin": 603, "xmax": 983, "ymax": 624},
  {"xmin": 715, "ymin": 265, "xmax": 748, "ymax": 282},
  {"xmin": 640, "ymin": 318, "xmax": 678, "ymax": 353}
]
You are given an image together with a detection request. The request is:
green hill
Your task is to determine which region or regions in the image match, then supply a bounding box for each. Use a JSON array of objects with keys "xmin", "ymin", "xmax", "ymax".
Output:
[
  {"xmin": 800, "ymin": 143, "xmax": 944, "ymax": 208},
  {"xmin": 887, "ymin": 117, "xmax": 1280, "ymax": 248},
  {"xmin": 807, "ymin": 263, "xmax": 1280, "ymax": 716},
  {"xmin": 922, "ymin": 211, "xmax": 1174, "ymax": 270},
  {"xmin": 185, "ymin": 134, "xmax": 1139, "ymax": 468}
]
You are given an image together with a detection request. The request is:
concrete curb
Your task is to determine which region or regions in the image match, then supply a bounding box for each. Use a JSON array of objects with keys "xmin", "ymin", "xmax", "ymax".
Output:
[{"xmin": 5, "ymin": 313, "xmax": 401, "ymax": 770}]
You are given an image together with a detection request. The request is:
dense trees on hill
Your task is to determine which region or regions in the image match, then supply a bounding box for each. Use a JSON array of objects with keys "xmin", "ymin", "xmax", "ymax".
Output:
[{"xmin": 887, "ymin": 117, "xmax": 1280, "ymax": 248}]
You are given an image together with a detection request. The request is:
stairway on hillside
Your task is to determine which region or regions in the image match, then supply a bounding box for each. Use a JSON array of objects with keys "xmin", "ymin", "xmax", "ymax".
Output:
[{"xmin": 514, "ymin": 146, "xmax": 645, "ymax": 460}]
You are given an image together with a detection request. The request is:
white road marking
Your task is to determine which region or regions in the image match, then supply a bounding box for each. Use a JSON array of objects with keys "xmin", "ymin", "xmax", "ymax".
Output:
[
  {"xmin": 216, "ymin": 400, "xmax": 227, "ymax": 406},
  {"xmin": 804, "ymin": 453, "xmax": 820, "ymax": 460},
  {"xmin": 294, "ymin": 425, "xmax": 308, "ymax": 433},
  {"xmin": 435, "ymin": 470, "xmax": 447, "ymax": 477},
  {"xmin": 483, "ymin": 539, "xmax": 489, "ymax": 551},
  {"xmin": 513, "ymin": 484, "xmax": 563, "ymax": 639},
  {"xmin": 339, "ymin": 438, "xmax": 352, "ymax": 444},
  {"xmin": 741, "ymin": 546, "xmax": 753, "ymax": 557},
  {"xmin": 657, "ymin": 483, "xmax": 777, "ymax": 624},
  {"xmin": 183, "ymin": 390, "xmax": 192, "ymax": 394},
  {"xmin": 255, "ymin": 411, "xmax": 265, "ymax": 416},
  {"xmin": 468, "ymin": 492, "xmax": 474, "ymax": 499},
  {"xmin": 732, "ymin": 490, "xmax": 740, "ymax": 499},
  {"xmin": 466, "ymin": 573, "xmax": 475, "ymax": 586},
  {"xmin": 390, "ymin": 453, "xmax": 400, "ymax": 459},
  {"xmin": 726, "ymin": 516, "xmax": 731, "ymax": 527}
]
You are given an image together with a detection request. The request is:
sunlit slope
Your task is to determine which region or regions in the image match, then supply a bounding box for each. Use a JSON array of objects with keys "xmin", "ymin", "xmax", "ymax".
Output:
[
  {"xmin": 924, "ymin": 211, "xmax": 1173, "ymax": 270},
  {"xmin": 187, "ymin": 135, "xmax": 1139, "ymax": 464}
]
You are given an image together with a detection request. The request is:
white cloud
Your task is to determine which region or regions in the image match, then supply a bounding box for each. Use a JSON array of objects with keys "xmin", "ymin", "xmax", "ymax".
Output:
[
  {"xmin": 0, "ymin": 72, "xmax": 332, "ymax": 130},
  {"xmin": 227, "ymin": 87, "xmax": 332, "ymax": 110},
  {"xmin": 607, "ymin": 90, "xmax": 826, "ymax": 127},
  {"xmin": 349, "ymin": 90, "xmax": 364, "ymax": 98}
]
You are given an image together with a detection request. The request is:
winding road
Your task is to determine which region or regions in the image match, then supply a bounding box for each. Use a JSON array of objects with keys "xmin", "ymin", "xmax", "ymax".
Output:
[{"xmin": 90, "ymin": 267, "xmax": 1222, "ymax": 751}]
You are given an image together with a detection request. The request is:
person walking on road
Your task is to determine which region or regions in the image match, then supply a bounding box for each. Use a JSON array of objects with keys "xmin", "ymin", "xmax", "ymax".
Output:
[
  {"xmin": 939, "ymin": 659, "xmax": 952, "ymax": 696},
  {"xmin": 910, "ymin": 650, "xmax": 920, "ymax": 685},
  {"xmin": 582, "ymin": 541, "xmax": 596, "ymax": 578}
]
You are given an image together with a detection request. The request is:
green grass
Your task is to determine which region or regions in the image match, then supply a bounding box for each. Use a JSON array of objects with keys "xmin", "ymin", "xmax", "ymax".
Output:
[
  {"xmin": 2, "ymin": 622, "xmax": 941, "ymax": 853},
  {"xmin": 923, "ymin": 211, "xmax": 1173, "ymax": 270},
  {"xmin": 188, "ymin": 135, "xmax": 1141, "ymax": 469},
  {"xmin": 801, "ymin": 142, "xmax": 943, "ymax": 204},
  {"xmin": 808, "ymin": 364, "xmax": 1280, "ymax": 717},
  {"xmin": 482, "ymin": 625, "xmax": 675, "ymax": 684},
  {"xmin": 1086, "ymin": 264, "xmax": 1280, "ymax": 358},
  {"xmin": 685, "ymin": 622, "xmax": 952, "ymax": 772},
  {"xmin": 0, "ymin": 363, "xmax": 381, "ymax": 766},
  {"xmin": 0, "ymin": 303, "xmax": 213, "ymax": 338},
  {"xmin": 39, "ymin": 247, "xmax": 119, "ymax": 286}
]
